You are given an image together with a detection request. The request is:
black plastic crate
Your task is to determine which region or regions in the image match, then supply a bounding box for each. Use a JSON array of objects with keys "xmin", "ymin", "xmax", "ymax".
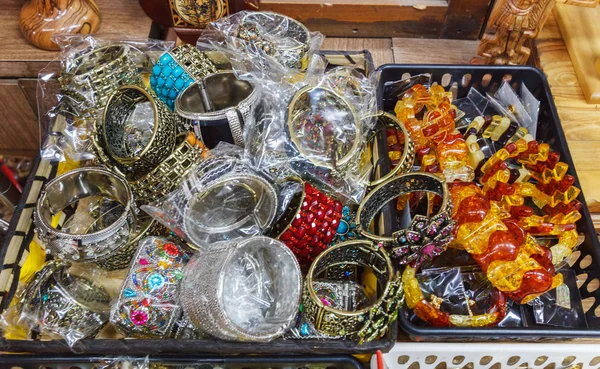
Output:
[
  {"xmin": 0, "ymin": 354, "xmax": 364, "ymax": 369},
  {"xmin": 377, "ymin": 64, "xmax": 600, "ymax": 341},
  {"xmin": 0, "ymin": 50, "xmax": 398, "ymax": 355}
]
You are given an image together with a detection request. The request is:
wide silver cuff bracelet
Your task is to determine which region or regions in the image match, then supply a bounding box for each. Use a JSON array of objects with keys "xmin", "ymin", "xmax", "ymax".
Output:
[
  {"xmin": 175, "ymin": 71, "xmax": 261, "ymax": 148},
  {"xmin": 34, "ymin": 167, "xmax": 137, "ymax": 262},
  {"xmin": 180, "ymin": 236, "xmax": 302, "ymax": 341}
]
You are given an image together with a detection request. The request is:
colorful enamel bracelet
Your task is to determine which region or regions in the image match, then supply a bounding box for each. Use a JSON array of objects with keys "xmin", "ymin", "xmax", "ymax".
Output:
[
  {"xmin": 34, "ymin": 167, "xmax": 137, "ymax": 263},
  {"xmin": 302, "ymin": 240, "xmax": 403, "ymax": 343},
  {"xmin": 269, "ymin": 177, "xmax": 343, "ymax": 265},
  {"xmin": 100, "ymin": 85, "xmax": 177, "ymax": 179},
  {"xmin": 402, "ymin": 266, "xmax": 507, "ymax": 327},
  {"xmin": 111, "ymin": 237, "xmax": 192, "ymax": 338},
  {"xmin": 20, "ymin": 260, "xmax": 111, "ymax": 342},
  {"xmin": 59, "ymin": 44, "xmax": 142, "ymax": 110},
  {"xmin": 150, "ymin": 44, "xmax": 218, "ymax": 110}
]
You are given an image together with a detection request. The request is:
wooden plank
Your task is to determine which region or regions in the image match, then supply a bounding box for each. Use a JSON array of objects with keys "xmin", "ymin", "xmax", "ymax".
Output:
[
  {"xmin": 534, "ymin": 13, "xmax": 600, "ymax": 214},
  {"xmin": 392, "ymin": 38, "xmax": 479, "ymax": 64},
  {"xmin": 0, "ymin": 0, "xmax": 153, "ymax": 77},
  {"xmin": 554, "ymin": 3, "xmax": 600, "ymax": 103},
  {"xmin": 322, "ymin": 38, "xmax": 393, "ymax": 67},
  {"xmin": 0, "ymin": 81, "xmax": 39, "ymax": 156}
]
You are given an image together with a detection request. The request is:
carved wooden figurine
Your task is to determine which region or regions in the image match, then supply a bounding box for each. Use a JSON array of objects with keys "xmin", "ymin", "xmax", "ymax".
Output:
[
  {"xmin": 20, "ymin": 0, "xmax": 101, "ymax": 51},
  {"xmin": 477, "ymin": 0, "xmax": 555, "ymax": 65}
]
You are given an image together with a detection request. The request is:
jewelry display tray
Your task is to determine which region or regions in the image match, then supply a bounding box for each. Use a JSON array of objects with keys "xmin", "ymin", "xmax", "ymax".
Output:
[
  {"xmin": 378, "ymin": 64, "xmax": 600, "ymax": 341},
  {"xmin": 0, "ymin": 50, "xmax": 400, "ymax": 355}
]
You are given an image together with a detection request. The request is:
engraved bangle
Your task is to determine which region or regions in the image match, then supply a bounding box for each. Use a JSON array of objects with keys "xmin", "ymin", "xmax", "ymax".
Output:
[
  {"xmin": 150, "ymin": 44, "xmax": 218, "ymax": 110},
  {"xmin": 287, "ymin": 86, "xmax": 361, "ymax": 171},
  {"xmin": 111, "ymin": 237, "xmax": 192, "ymax": 338},
  {"xmin": 237, "ymin": 11, "xmax": 311, "ymax": 70},
  {"xmin": 366, "ymin": 111, "xmax": 416, "ymax": 187},
  {"xmin": 269, "ymin": 177, "xmax": 343, "ymax": 265},
  {"xmin": 356, "ymin": 172, "xmax": 450, "ymax": 243},
  {"xmin": 181, "ymin": 171, "xmax": 278, "ymax": 246},
  {"xmin": 100, "ymin": 85, "xmax": 177, "ymax": 178},
  {"xmin": 302, "ymin": 240, "xmax": 403, "ymax": 343},
  {"xmin": 175, "ymin": 71, "xmax": 261, "ymax": 148},
  {"xmin": 20, "ymin": 260, "xmax": 111, "ymax": 341},
  {"xmin": 34, "ymin": 167, "xmax": 137, "ymax": 262},
  {"xmin": 59, "ymin": 44, "xmax": 142, "ymax": 110},
  {"xmin": 180, "ymin": 236, "xmax": 302, "ymax": 341}
]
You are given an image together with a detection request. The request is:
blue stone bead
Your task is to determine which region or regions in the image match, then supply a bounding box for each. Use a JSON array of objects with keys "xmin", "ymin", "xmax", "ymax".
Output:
[
  {"xmin": 160, "ymin": 54, "xmax": 172, "ymax": 64},
  {"xmin": 155, "ymin": 88, "xmax": 162, "ymax": 97},
  {"xmin": 337, "ymin": 220, "xmax": 349, "ymax": 234},
  {"xmin": 150, "ymin": 76, "xmax": 157, "ymax": 87},
  {"xmin": 168, "ymin": 101, "xmax": 175, "ymax": 110},
  {"xmin": 124, "ymin": 288, "xmax": 136, "ymax": 298},
  {"xmin": 42, "ymin": 294, "xmax": 49, "ymax": 302},
  {"xmin": 157, "ymin": 78, "xmax": 165, "ymax": 87},
  {"xmin": 168, "ymin": 90, "xmax": 178, "ymax": 99},
  {"xmin": 165, "ymin": 78, "xmax": 174, "ymax": 88},
  {"xmin": 147, "ymin": 273, "xmax": 166, "ymax": 289},
  {"xmin": 173, "ymin": 66, "xmax": 184, "ymax": 77},
  {"xmin": 300, "ymin": 323, "xmax": 310, "ymax": 336},
  {"xmin": 152, "ymin": 65, "xmax": 162, "ymax": 75},
  {"xmin": 162, "ymin": 66, "xmax": 172, "ymax": 77},
  {"xmin": 174, "ymin": 78, "xmax": 185, "ymax": 90}
]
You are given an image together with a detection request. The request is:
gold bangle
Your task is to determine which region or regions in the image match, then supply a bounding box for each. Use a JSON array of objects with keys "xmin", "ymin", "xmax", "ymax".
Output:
[
  {"xmin": 99, "ymin": 85, "xmax": 177, "ymax": 179},
  {"xmin": 366, "ymin": 111, "xmax": 415, "ymax": 187},
  {"xmin": 356, "ymin": 172, "xmax": 450, "ymax": 243},
  {"xmin": 302, "ymin": 240, "xmax": 403, "ymax": 343}
]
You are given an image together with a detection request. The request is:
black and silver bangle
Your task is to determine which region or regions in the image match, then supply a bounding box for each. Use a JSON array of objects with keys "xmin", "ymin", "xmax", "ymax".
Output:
[
  {"xmin": 175, "ymin": 71, "xmax": 261, "ymax": 148},
  {"xmin": 34, "ymin": 167, "xmax": 137, "ymax": 263}
]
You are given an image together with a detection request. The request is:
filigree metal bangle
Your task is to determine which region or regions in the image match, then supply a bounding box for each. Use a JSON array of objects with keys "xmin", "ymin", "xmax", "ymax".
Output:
[
  {"xmin": 269, "ymin": 177, "xmax": 343, "ymax": 265},
  {"xmin": 237, "ymin": 11, "xmax": 311, "ymax": 70},
  {"xmin": 302, "ymin": 240, "xmax": 403, "ymax": 343},
  {"xmin": 180, "ymin": 236, "xmax": 302, "ymax": 341},
  {"xmin": 181, "ymin": 171, "xmax": 278, "ymax": 246},
  {"xmin": 34, "ymin": 167, "xmax": 137, "ymax": 262},
  {"xmin": 150, "ymin": 44, "xmax": 218, "ymax": 110},
  {"xmin": 366, "ymin": 111, "xmax": 415, "ymax": 187},
  {"xmin": 356, "ymin": 172, "xmax": 450, "ymax": 243},
  {"xmin": 59, "ymin": 44, "xmax": 142, "ymax": 110},
  {"xmin": 20, "ymin": 260, "xmax": 111, "ymax": 341},
  {"xmin": 111, "ymin": 236, "xmax": 192, "ymax": 338},
  {"xmin": 175, "ymin": 71, "xmax": 261, "ymax": 148},
  {"xmin": 100, "ymin": 85, "xmax": 177, "ymax": 178},
  {"xmin": 287, "ymin": 86, "xmax": 361, "ymax": 171}
]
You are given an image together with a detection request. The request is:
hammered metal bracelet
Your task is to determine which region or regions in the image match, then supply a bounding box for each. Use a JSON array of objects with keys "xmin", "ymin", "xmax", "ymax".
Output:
[
  {"xmin": 287, "ymin": 86, "xmax": 361, "ymax": 172},
  {"xmin": 180, "ymin": 236, "xmax": 302, "ymax": 341},
  {"xmin": 111, "ymin": 237, "xmax": 192, "ymax": 338},
  {"xmin": 150, "ymin": 44, "xmax": 218, "ymax": 110},
  {"xmin": 175, "ymin": 71, "xmax": 261, "ymax": 148},
  {"xmin": 366, "ymin": 111, "xmax": 416, "ymax": 187},
  {"xmin": 269, "ymin": 177, "xmax": 343, "ymax": 265},
  {"xmin": 19, "ymin": 260, "xmax": 111, "ymax": 341},
  {"xmin": 34, "ymin": 167, "xmax": 137, "ymax": 263},
  {"xmin": 100, "ymin": 85, "xmax": 177, "ymax": 178},
  {"xmin": 59, "ymin": 44, "xmax": 142, "ymax": 110},
  {"xmin": 237, "ymin": 11, "xmax": 311, "ymax": 70},
  {"xmin": 302, "ymin": 240, "xmax": 403, "ymax": 343},
  {"xmin": 356, "ymin": 172, "xmax": 451, "ymax": 243}
]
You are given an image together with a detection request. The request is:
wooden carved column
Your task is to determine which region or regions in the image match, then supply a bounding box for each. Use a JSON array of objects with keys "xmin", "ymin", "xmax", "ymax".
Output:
[{"xmin": 477, "ymin": 0, "xmax": 556, "ymax": 64}]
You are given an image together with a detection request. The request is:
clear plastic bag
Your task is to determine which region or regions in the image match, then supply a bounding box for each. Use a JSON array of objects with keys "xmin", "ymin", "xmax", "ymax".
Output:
[
  {"xmin": 141, "ymin": 145, "xmax": 279, "ymax": 248},
  {"xmin": 38, "ymin": 35, "xmax": 174, "ymax": 163},
  {"xmin": 487, "ymin": 80, "xmax": 539, "ymax": 139},
  {"xmin": 453, "ymin": 87, "xmax": 489, "ymax": 129},
  {"xmin": 197, "ymin": 11, "xmax": 324, "ymax": 81}
]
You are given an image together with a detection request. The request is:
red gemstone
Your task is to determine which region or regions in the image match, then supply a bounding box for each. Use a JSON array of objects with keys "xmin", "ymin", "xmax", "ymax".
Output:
[
  {"xmin": 292, "ymin": 214, "xmax": 302, "ymax": 227},
  {"xmin": 306, "ymin": 212, "xmax": 315, "ymax": 223},
  {"xmin": 311, "ymin": 235, "xmax": 320, "ymax": 245},
  {"xmin": 316, "ymin": 209, "xmax": 325, "ymax": 220},
  {"xmin": 301, "ymin": 201, "xmax": 309, "ymax": 210},
  {"xmin": 280, "ymin": 231, "xmax": 291, "ymax": 241},
  {"xmin": 141, "ymin": 298, "xmax": 151, "ymax": 307},
  {"xmin": 333, "ymin": 202, "xmax": 342, "ymax": 213},
  {"xmin": 163, "ymin": 243, "xmax": 180, "ymax": 256},
  {"xmin": 294, "ymin": 226, "xmax": 307, "ymax": 238}
]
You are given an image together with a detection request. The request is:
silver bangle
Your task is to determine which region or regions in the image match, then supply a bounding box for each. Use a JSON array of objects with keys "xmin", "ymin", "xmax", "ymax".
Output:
[
  {"xmin": 181, "ymin": 170, "xmax": 278, "ymax": 247},
  {"xmin": 180, "ymin": 236, "xmax": 302, "ymax": 341},
  {"xmin": 175, "ymin": 71, "xmax": 261, "ymax": 148},
  {"xmin": 34, "ymin": 167, "xmax": 137, "ymax": 262},
  {"xmin": 19, "ymin": 260, "xmax": 111, "ymax": 341},
  {"xmin": 237, "ymin": 11, "xmax": 311, "ymax": 70}
]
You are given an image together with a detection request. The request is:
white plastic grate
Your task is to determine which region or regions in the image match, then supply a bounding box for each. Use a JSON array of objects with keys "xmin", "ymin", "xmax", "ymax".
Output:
[{"xmin": 372, "ymin": 343, "xmax": 600, "ymax": 369}]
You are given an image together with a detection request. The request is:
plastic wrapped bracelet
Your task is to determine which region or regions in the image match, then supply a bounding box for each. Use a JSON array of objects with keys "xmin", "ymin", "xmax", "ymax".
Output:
[{"xmin": 150, "ymin": 44, "xmax": 218, "ymax": 110}]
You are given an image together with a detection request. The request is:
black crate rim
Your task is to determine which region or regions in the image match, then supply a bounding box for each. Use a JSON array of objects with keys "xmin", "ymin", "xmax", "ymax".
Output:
[{"xmin": 376, "ymin": 64, "xmax": 600, "ymax": 340}]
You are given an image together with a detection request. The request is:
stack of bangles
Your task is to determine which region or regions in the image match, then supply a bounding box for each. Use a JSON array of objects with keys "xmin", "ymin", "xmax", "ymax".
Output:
[{"xmin": 390, "ymin": 84, "xmax": 583, "ymax": 327}]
